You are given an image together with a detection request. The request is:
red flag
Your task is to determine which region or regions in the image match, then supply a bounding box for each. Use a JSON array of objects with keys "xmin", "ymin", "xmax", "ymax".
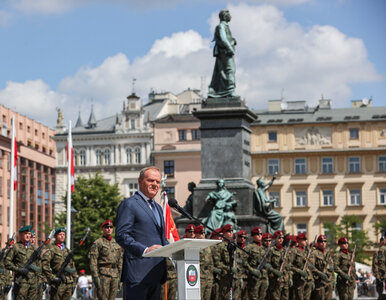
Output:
[
  {"xmin": 67, "ymin": 133, "xmax": 74, "ymax": 192},
  {"xmin": 162, "ymin": 191, "xmax": 180, "ymax": 242},
  {"xmin": 13, "ymin": 137, "xmax": 17, "ymax": 190}
]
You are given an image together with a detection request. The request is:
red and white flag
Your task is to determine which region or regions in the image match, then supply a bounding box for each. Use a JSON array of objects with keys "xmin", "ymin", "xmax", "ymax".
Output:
[
  {"xmin": 162, "ymin": 191, "xmax": 180, "ymax": 243},
  {"xmin": 67, "ymin": 129, "xmax": 74, "ymax": 192},
  {"xmin": 12, "ymin": 129, "xmax": 17, "ymax": 190}
]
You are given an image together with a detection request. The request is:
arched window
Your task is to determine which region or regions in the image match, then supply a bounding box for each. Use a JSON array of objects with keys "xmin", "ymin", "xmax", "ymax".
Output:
[
  {"xmin": 126, "ymin": 148, "xmax": 132, "ymax": 164},
  {"xmin": 104, "ymin": 149, "xmax": 111, "ymax": 165},
  {"xmin": 79, "ymin": 150, "xmax": 86, "ymax": 166},
  {"xmin": 96, "ymin": 149, "xmax": 102, "ymax": 165},
  {"xmin": 73, "ymin": 150, "xmax": 78, "ymax": 166},
  {"xmin": 135, "ymin": 148, "xmax": 141, "ymax": 164}
]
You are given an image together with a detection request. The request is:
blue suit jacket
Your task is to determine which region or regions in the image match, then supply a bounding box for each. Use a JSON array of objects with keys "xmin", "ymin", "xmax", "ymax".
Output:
[{"xmin": 115, "ymin": 192, "xmax": 168, "ymax": 285}]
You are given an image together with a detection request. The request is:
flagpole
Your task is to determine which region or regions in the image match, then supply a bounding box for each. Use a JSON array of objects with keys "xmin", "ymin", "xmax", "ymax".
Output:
[
  {"xmin": 66, "ymin": 120, "xmax": 72, "ymax": 249},
  {"xmin": 9, "ymin": 116, "xmax": 15, "ymax": 237}
]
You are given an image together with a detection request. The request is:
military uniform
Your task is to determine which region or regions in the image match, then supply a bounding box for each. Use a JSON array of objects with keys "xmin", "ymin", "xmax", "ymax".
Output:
[
  {"xmin": 42, "ymin": 243, "xmax": 77, "ymax": 300},
  {"xmin": 89, "ymin": 236, "xmax": 123, "ymax": 300},
  {"xmin": 291, "ymin": 246, "xmax": 314, "ymax": 300},
  {"xmin": 211, "ymin": 242, "xmax": 222, "ymax": 300},
  {"xmin": 160, "ymin": 258, "xmax": 177, "ymax": 300},
  {"xmin": 200, "ymin": 245, "xmax": 214, "ymax": 299},
  {"xmin": 372, "ymin": 240, "xmax": 386, "ymax": 299},
  {"xmin": 4, "ymin": 241, "xmax": 41, "ymax": 300},
  {"xmin": 310, "ymin": 248, "xmax": 329, "ymax": 300},
  {"xmin": 0, "ymin": 248, "xmax": 13, "ymax": 299}
]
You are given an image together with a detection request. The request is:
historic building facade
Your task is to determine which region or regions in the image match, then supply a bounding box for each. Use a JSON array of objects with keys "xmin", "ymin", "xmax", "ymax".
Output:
[
  {"xmin": 0, "ymin": 104, "xmax": 56, "ymax": 246},
  {"xmin": 250, "ymin": 99, "xmax": 386, "ymax": 244}
]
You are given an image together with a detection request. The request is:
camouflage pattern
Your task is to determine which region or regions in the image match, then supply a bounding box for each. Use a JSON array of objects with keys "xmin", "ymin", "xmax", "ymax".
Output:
[
  {"xmin": 0, "ymin": 249, "xmax": 13, "ymax": 300},
  {"xmin": 372, "ymin": 243, "xmax": 386, "ymax": 299},
  {"xmin": 237, "ymin": 247, "xmax": 249, "ymax": 299},
  {"xmin": 160, "ymin": 258, "xmax": 177, "ymax": 300},
  {"xmin": 325, "ymin": 249, "xmax": 335, "ymax": 300},
  {"xmin": 310, "ymin": 248, "xmax": 329, "ymax": 300},
  {"xmin": 244, "ymin": 242, "xmax": 269, "ymax": 300},
  {"xmin": 211, "ymin": 242, "xmax": 221, "ymax": 300},
  {"xmin": 4, "ymin": 241, "xmax": 41, "ymax": 300},
  {"xmin": 290, "ymin": 246, "xmax": 314, "ymax": 300},
  {"xmin": 41, "ymin": 243, "xmax": 77, "ymax": 300},
  {"xmin": 200, "ymin": 245, "xmax": 214, "ymax": 299},
  {"xmin": 89, "ymin": 237, "xmax": 122, "ymax": 300},
  {"xmin": 334, "ymin": 249, "xmax": 356, "ymax": 300}
]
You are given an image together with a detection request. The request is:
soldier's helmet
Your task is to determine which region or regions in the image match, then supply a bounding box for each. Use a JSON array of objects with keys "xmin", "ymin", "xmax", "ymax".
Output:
[{"xmin": 338, "ymin": 237, "xmax": 348, "ymax": 245}]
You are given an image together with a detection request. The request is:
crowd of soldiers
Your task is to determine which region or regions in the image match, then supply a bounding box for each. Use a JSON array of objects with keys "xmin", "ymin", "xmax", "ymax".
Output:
[
  {"xmin": 1, "ymin": 221, "xmax": 385, "ymax": 300},
  {"xmin": 0, "ymin": 220, "xmax": 122, "ymax": 300}
]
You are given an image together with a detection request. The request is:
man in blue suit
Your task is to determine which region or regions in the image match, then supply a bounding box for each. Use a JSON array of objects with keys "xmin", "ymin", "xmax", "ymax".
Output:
[{"xmin": 116, "ymin": 166, "xmax": 169, "ymax": 300}]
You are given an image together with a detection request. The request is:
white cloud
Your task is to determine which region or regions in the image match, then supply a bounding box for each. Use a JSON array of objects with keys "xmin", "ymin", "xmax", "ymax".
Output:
[
  {"xmin": 0, "ymin": 10, "xmax": 13, "ymax": 26},
  {"xmin": 0, "ymin": 3, "xmax": 381, "ymax": 126}
]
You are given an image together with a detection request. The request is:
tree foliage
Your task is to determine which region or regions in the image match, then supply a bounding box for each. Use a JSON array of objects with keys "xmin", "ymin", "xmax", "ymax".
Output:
[
  {"xmin": 55, "ymin": 173, "xmax": 122, "ymax": 272},
  {"xmin": 324, "ymin": 215, "xmax": 371, "ymax": 263}
]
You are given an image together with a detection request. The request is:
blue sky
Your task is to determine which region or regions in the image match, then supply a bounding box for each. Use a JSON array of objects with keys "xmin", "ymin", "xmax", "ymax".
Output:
[{"xmin": 0, "ymin": 0, "xmax": 385, "ymax": 127}]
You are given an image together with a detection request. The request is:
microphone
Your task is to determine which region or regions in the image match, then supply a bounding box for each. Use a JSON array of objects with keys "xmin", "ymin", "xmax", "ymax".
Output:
[{"xmin": 168, "ymin": 198, "xmax": 193, "ymax": 220}]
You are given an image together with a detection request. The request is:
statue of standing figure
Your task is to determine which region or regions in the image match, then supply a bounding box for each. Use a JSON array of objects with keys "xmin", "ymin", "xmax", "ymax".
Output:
[
  {"xmin": 202, "ymin": 179, "xmax": 238, "ymax": 235},
  {"xmin": 254, "ymin": 174, "xmax": 284, "ymax": 234},
  {"xmin": 207, "ymin": 9, "xmax": 238, "ymax": 99},
  {"xmin": 183, "ymin": 182, "xmax": 196, "ymax": 217}
]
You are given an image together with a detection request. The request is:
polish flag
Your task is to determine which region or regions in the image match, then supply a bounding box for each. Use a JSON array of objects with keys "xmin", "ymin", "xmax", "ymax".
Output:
[
  {"xmin": 13, "ymin": 135, "xmax": 17, "ymax": 190},
  {"xmin": 67, "ymin": 130, "xmax": 74, "ymax": 192},
  {"xmin": 162, "ymin": 191, "xmax": 180, "ymax": 243}
]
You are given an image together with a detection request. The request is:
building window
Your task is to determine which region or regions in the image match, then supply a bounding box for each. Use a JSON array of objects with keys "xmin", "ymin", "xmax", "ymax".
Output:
[
  {"xmin": 268, "ymin": 131, "xmax": 277, "ymax": 142},
  {"xmin": 134, "ymin": 148, "xmax": 141, "ymax": 164},
  {"xmin": 192, "ymin": 129, "xmax": 200, "ymax": 140},
  {"xmin": 178, "ymin": 130, "xmax": 187, "ymax": 141},
  {"xmin": 165, "ymin": 187, "xmax": 175, "ymax": 199},
  {"xmin": 352, "ymin": 222, "xmax": 363, "ymax": 232},
  {"xmin": 269, "ymin": 191, "xmax": 280, "ymax": 208},
  {"xmin": 295, "ymin": 158, "xmax": 306, "ymax": 174},
  {"xmin": 321, "ymin": 157, "xmax": 334, "ymax": 174},
  {"xmin": 295, "ymin": 191, "xmax": 307, "ymax": 207},
  {"xmin": 380, "ymin": 188, "xmax": 386, "ymax": 205},
  {"xmin": 79, "ymin": 150, "xmax": 86, "ymax": 166},
  {"xmin": 96, "ymin": 150, "xmax": 102, "ymax": 165},
  {"xmin": 73, "ymin": 150, "xmax": 78, "ymax": 166},
  {"xmin": 35, "ymin": 129, "xmax": 38, "ymax": 136},
  {"xmin": 349, "ymin": 128, "xmax": 359, "ymax": 139},
  {"xmin": 126, "ymin": 148, "xmax": 132, "ymax": 164},
  {"xmin": 19, "ymin": 122, "xmax": 23, "ymax": 130},
  {"xmin": 349, "ymin": 157, "xmax": 360, "ymax": 173},
  {"xmin": 378, "ymin": 156, "xmax": 386, "ymax": 172},
  {"xmin": 268, "ymin": 159, "xmax": 280, "ymax": 175},
  {"xmin": 127, "ymin": 182, "xmax": 138, "ymax": 197},
  {"xmin": 131, "ymin": 119, "xmax": 135, "ymax": 129},
  {"xmin": 296, "ymin": 223, "xmax": 307, "ymax": 235},
  {"xmin": 104, "ymin": 149, "xmax": 111, "ymax": 165},
  {"xmin": 164, "ymin": 160, "xmax": 175, "ymax": 178},
  {"xmin": 350, "ymin": 189, "xmax": 361, "ymax": 206},
  {"xmin": 322, "ymin": 190, "xmax": 334, "ymax": 206}
]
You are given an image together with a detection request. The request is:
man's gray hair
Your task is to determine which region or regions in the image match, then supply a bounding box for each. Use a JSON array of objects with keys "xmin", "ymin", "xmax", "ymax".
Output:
[{"xmin": 139, "ymin": 166, "xmax": 161, "ymax": 180}]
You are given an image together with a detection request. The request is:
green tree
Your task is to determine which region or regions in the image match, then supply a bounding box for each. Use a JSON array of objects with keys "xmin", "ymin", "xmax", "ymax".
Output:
[
  {"xmin": 323, "ymin": 215, "xmax": 371, "ymax": 262},
  {"xmin": 55, "ymin": 173, "xmax": 122, "ymax": 272},
  {"xmin": 373, "ymin": 219, "xmax": 386, "ymax": 242}
]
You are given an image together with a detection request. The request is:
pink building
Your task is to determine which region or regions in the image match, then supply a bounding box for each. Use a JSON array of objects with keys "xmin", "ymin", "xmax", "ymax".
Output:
[
  {"xmin": 0, "ymin": 105, "xmax": 56, "ymax": 246},
  {"xmin": 152, "ymin": 114, "xmax": 202, "ymax": 207}
]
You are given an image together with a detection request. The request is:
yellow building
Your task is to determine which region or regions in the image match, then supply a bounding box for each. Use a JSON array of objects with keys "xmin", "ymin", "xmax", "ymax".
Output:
[{"xmin": 250, "ymin": 99, "xmax": 386, "ymax": 244}]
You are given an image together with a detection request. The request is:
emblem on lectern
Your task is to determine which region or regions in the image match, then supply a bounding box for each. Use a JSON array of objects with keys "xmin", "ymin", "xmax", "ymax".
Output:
[{"xmin": 186, "ymin": 265, "xmax": 198, "ymax": 286}]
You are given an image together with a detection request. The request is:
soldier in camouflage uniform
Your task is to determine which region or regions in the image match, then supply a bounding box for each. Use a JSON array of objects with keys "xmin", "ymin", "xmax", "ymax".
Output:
[
  {"xmin": 41, "ymin": 227, "xmax": 77, "ymax": 300},
  {"xmin": 160, "ymin": 258, "xmax": 177, "ymax": 300},
  {"xmin": 236, "ymin": 230, "xmax": 249, "ymax": 298},
  {"xmin": 213, "ymin": 224, "xmax": 242, "ymax": 300},
  {"xmin": 211, "ymin": 228, "xmax": 223, "ymax": 300},
  {"xmin": 89, "ymin": 220, "xmax": 123, "ymax": 300},
  {"xmin": 194, "ymin": 225, "xmax": 214, "ymax": 299},
  {"xmin": 291, "ymin": 233, "xmax": 314, "ymax": 300},
  {"xmin": 310, "ymin": 235, "xmax": 330, "ymax": 300},
  {"xmin": 244, "ymin": 229, "xmax": 269, "ymax": 300},
  {"xmin": 31, "ymin": 230, "xmax": 47, "ymax": 299},
  {"xmin": 4, "ymin": 225, "xmax": 42, "ymax": 300},
  {"xmin": 0, "ymin": 238, "xmax": 13, "ymax": 299},
  {"xmin": 372, "ymin": 236, "xmax": 386, "ymax": 300},
  {"xmin": 334, "ymin": 237, "xmax": 356, "ymax": 300}
]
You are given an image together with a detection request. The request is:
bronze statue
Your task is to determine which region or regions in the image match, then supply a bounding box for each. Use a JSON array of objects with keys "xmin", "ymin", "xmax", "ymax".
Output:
[
  {"xmin": 202, "ymin": 179, "xmax": 238, "ymax": 234},
  {"xmin": 207, "ymin": 9, "xmax": 237, "ymax": 99},
  {"xmin": 183, "ymin": 182, "xmax": 196, "ymax": 216},
  {"xmin": 254, "ymin": 174, "xmax": 284, "ymax": 234}
]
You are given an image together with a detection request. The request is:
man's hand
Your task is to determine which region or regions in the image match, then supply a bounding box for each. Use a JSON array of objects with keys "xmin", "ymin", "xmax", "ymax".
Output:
[{"xmin": 145, "ymin": 244, "xmax": 162, "ymax": 253}]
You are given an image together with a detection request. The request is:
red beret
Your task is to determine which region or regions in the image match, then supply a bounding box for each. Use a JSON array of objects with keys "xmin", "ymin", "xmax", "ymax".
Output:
[
  {"xmin": 185, "ymin": 224, "xmax": 195, "ymax": 232},
  {"xmin": 338, "ymin": 237, "xmax": 348, "ymax": 245},
  {"xmin": 194, "ymin": 225, "xmax": 205, "ymax": 234},
  {"xmin": 317, "ymin": 235, "xmax": 327, "ymax": 242},
  {"xmin": 285, "ymin": 235, "xmax": 293, "ymax": 243},
  {"xmin": 221, "ymin": 224, "xmax": 233, "ymax": 233},
  {"xmin": 262, "ymin": 233, "xmax": 272, "ymax": 240},
  {"xmin": 237, "ymin": 230, "xmax": 247, "ymax": 237},
  {"xmin": 292, "ymin": 235, "xmax": 297, "ymax": 243},
  {"xmin": 297, "ymin": 233, "xmax": 307, "ymax": 240},
  {"xmin": 101, "ymin": 220, "xmax": 113, "ymax": 228},
  {"xmin": 273, "ymin": 230, "xmax": 284, "ymax": 239},
  {"xmin": 251, "ymin": 227, "xmax": 262, "ymax": 235},
  {"xmin": 210, "ymin": 228, "xmax": 223, "ymax": 239}
]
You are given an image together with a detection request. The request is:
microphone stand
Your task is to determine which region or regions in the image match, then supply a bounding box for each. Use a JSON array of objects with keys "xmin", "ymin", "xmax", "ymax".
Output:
[{"xmin": 168, "ymin": 199, "xmax": 254, "ymax": 300}]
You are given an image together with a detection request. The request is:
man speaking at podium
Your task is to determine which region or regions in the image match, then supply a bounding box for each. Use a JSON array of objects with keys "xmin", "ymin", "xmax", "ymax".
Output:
[{"xmin": 116, "ymin": 167, "xmax": 168, "ymax": 300}]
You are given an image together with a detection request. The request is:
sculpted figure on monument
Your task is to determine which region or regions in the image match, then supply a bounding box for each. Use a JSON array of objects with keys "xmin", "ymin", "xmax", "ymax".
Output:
[
  {"xmin": 183, "ymin": 182, "xmax": 196, "ymax": 216},
  {"xmin": 207, "ymin": 9, "xmax": 237, "ymax": 99},
  {"xmin": 202, "ymin": 179, "xmax": 238, "ymax": 234},
  {"xmin": 56, "ymin": 107, "xmax": 63, "ymax": 126},
  {"xmin": 254, "ymin": 174, "xmax": 284, "ymax": 234}
]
